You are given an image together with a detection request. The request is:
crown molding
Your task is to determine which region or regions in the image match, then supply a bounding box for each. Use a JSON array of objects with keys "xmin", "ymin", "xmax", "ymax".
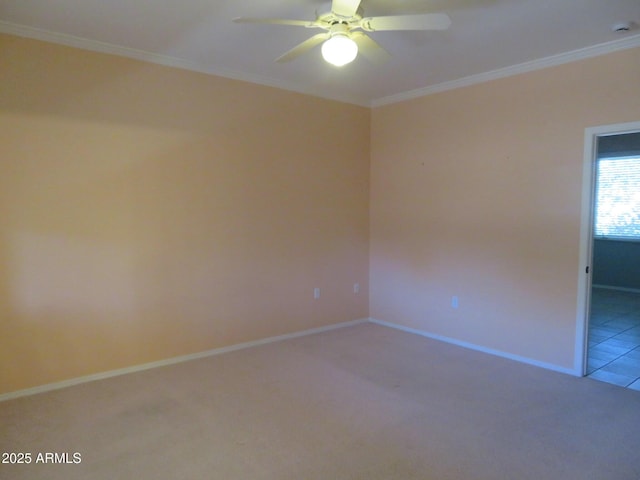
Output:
[
  {"xmin": 0, "ymin": 21, "xmax": 370, "ymax": 107},
  {"xmin": 371, "ymin": 33, "xmax": 640, "ymax": 107},
  {"xmin": 2, "ymin": 20, "xmax": 638, "ymax": 109}
]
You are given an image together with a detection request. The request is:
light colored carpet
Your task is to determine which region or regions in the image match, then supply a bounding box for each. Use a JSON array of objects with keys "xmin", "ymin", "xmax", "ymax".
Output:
[{"xmin": 2, "ymin": 322, "xmax": 640, "ymax": 480}]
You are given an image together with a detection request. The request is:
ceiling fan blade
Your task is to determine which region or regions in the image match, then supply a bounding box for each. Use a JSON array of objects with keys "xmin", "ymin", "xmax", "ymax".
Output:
[
  {"xmin": 233, "ymin": 17, "xmax": 318, "ymax": 28},
  {"xmin": 351, "ymin": 32, "xmax": 390, "ymax": 64},
  {"xmin": 331, "ymin": 0, "xmax": 362, "ymax": 17},
  {"xmin": 361, "ymin": 13, "xmax": 451, "ymax": 31},
  {"xmin": 275, "ymin": 33, "xmax": 330, "ymax": 63}
]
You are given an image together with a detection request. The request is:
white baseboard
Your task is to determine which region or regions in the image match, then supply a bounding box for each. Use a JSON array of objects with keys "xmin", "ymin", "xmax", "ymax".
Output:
[
  {"xmin": 0, "ymin": 318, "xmax": 369, "ymax": 402},
  {"xmin": 368, "ymin": 318, "xmax": 579, "ymax": 377},
  {"xmin": 592, "ymin": 284, "xmax": 640, "ymax": 294}
]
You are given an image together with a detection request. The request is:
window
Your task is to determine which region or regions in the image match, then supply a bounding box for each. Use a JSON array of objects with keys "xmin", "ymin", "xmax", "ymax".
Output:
[{"xmin": 594, "ymin": 155, "xmax": 640, "ymax": 240}]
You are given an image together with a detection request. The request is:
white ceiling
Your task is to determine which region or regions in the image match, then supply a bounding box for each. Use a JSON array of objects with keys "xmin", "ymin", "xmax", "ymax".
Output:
[{"xmin": 1, "ymin": 0, "xmax": 639, "ymax": 106}]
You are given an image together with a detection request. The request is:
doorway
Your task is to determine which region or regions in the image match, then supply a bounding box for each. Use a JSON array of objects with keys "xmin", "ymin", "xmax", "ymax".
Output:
[{"xmin": 578, "ymin": 122, "xmax": 640, "ymax": 388}]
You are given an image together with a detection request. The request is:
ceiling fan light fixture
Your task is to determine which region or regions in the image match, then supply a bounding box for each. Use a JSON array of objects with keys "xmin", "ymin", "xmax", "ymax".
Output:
[{"xmin": 321, "ymin": 34, "xmax": 358, "ymax": 67}]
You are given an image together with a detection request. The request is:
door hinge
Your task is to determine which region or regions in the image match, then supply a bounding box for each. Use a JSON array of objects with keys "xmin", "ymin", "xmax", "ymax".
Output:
[{"xmin": 586, "ymin": 266, "xmax": 590, "ymax": 274}]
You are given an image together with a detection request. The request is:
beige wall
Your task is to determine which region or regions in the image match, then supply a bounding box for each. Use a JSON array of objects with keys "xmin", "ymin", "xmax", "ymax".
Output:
[
  {"xmin": 0, "ymin": 34, "xmax": 370, "ymax": 394},
  {"xmin": 370, "ymin": 47, "xmax": 640, "ymax": 371},
  {"xmin": 2, "ymin": 31, "xmax": 639, "ymax": 395}
]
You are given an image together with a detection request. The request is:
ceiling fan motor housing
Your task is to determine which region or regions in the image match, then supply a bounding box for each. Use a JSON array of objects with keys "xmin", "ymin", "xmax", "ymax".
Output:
[
  {"xmin": 329, "ymin": 22, "xmax": 351, "ymax": 37},
  {"xmin": 317, "ymin": 7, "xmax": 364, "ymax": 27}
]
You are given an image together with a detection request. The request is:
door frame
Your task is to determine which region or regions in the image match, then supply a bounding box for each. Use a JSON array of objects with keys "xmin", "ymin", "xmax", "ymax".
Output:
[{"xmin": 576, "ymin": 120, "xmax": 640, "ymax": 375}]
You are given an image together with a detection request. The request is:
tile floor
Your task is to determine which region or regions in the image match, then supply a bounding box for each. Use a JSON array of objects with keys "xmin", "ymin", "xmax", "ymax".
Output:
[{"xmin": 587, "ymin": 287, "xmax": 640, "ymax": 390}]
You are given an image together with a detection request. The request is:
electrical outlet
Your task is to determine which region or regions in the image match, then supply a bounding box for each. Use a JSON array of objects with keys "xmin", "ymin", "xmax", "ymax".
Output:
[
  {"xmin": 353, "ymin": 283, "xmax": 359, "ymax": 294},
  {"xmin": 451, "ymin": 296, "xmax": 459, "ymax": 309},
  {"xmin": 314, "ymin": 288, "xmax": 320, "ymax": 299}
]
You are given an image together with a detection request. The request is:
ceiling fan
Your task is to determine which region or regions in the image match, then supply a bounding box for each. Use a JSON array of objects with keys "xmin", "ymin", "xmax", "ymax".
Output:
[{"xmin": 233, "ymin": 0, "xmax": 451, "ymax": 67}]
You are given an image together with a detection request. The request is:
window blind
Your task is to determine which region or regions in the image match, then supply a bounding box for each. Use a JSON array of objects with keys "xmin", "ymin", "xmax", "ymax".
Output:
[{"xmin": 594, "ymin": 156, "xmax": 640, "ymax": 240}]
